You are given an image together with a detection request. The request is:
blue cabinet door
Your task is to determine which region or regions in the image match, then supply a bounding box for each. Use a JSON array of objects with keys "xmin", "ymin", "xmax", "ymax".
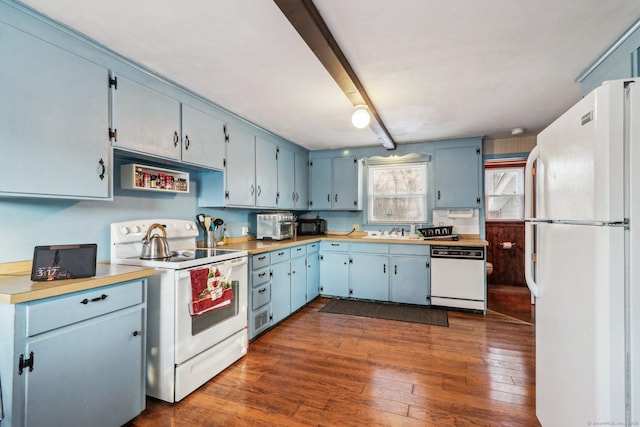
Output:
[
  {"xmin": 270, "ymin": 262, "xmax": 291, "ymax": 324},
  {"xmin": 349, "ymin": 253, "xmax": 389, "ymax": 301},
  {"xmin": 0, "ymin": 22, "xmax": 110, "ymax": 199},
  {"xmin": 435, "ymin": 146, "xmax": 481, "ymax": 208},
  {"xmin": 294, "ymin": 152, "xmax": 309, "ymax": 209},
  {"xmin": 319, "ymin": 252, "xmax": 350, "ymax": 297},
  {"xmin": 255, "ymin": 137, "xmax": 278, "ymax": 208},
  {"xmin": 290, "ymin": 257, "xmax": 307, "ymax": 312},
  {"xmin": 309, "ymin": 157, "xmax": 332, "ymax": 210},
  {"xmin": 24, "ymin": 308, "xmax": 144, "ymax": 427},
  {"xmin": 332, "ymin": 157, "xmax": 359, "ymax": 210},
  {"xmin": 306, "ymin": 253, "xmax": 320, "ymax": 301},
  {"xmin": 277, "ymin": 147, "xmax": 295, "ymax": 209},
  {"xmin": 111, "ymin": 74, "xmax": 181, "ymax": 161},
  {"xmin": 225, "ymin": 124, "xmax": 256, "ymax": 206},
  {"xmin": 390, "ymin": 256, "xmax": 430, "ymax": 305},
  {"xmin": 181, "ymin": 103, "xmax": 225, "ymax": 170}
]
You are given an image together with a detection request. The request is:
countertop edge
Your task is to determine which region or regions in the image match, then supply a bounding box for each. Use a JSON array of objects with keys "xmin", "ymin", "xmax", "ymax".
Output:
[
  {"xmin": 0, "ymin": 264, "xmax": 156, "ymax": 304},
  {"xmin": 221, "ymin": 234, "xmax": 488, "ymax": 255}
]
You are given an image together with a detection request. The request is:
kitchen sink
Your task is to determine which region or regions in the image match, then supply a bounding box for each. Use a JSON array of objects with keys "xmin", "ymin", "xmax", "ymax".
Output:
[{"xmin": 361, "ymin": 234, "xmax": 415, "ymax": 240}]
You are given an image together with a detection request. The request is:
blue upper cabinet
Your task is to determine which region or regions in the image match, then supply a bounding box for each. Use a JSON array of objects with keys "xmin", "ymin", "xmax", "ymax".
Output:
[
  {"xmin": 224, "ymin": 124, "xmax": 256, "ymax": 206},
  {"xmin": 0, "ymin": 21, "xmax": 111, "ymax": 200},
  {"xmin": 181, "ymin": 103, "xmax": 226, "ymax": 170},
  {"xmin": 110, "ymin": 74, "xmax": 182, "ymax": 161},
  {"xmin": 577, "ymin": 18, "xmax": 640, "ymax": 95},
  {"xmin": 309, "ymin": 156, "xmax": 360, "ymax": 210},
  {"xmin": 434, "ymin": 145, "xmax": 482, "ymax": 208},
  {"xmin": 255, "ymin": 137, "xmax": 278, "ymax": 208}
]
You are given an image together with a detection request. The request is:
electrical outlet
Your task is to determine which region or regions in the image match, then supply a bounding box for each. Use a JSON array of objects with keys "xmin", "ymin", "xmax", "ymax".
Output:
[
  {"xmin": 241, "ymin": 226, "xmax": 249, "ymax": 236},
  {"xmin": 352, "ymin": 224, "xmax": 360, "ymax": 231}
]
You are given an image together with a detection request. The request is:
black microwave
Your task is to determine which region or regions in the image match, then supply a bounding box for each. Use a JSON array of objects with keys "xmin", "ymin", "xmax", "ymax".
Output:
[{"xmin": 297, "ymin": 218, "xmax": 327, "ymax": 235}]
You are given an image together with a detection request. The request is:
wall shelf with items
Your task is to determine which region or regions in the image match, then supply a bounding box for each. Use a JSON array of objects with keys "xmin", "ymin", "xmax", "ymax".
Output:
[{"xmin": 121, "ymin": 163, "xmax": 189, "ymax": 193}]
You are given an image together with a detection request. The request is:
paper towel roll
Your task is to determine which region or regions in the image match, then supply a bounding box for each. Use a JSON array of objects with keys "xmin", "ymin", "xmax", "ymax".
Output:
[{"xmin": 501, "ymin": 242, "xmax": 512, "ymax": 249}]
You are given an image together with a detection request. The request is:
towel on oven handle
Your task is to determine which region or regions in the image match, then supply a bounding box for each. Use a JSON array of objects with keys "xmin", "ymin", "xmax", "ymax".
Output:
[{"xmin": 189, "ymin": 262, "xmax": 234, "ymax": 316}]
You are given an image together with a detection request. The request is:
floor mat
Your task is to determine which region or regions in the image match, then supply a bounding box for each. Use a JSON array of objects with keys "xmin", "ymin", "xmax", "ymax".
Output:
[{"xmin": 320, "ymin": 298, "xmax": 448, "ymax": 327}]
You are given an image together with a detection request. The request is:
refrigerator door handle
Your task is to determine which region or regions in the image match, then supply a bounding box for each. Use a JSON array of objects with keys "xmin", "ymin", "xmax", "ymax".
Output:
[
  {"xmin": 524, "ymin": 222, "xmax": 539, "ymax": 298},
  {"xmin": 524, "ymin": 145, "xmax": 540, "ymax": 298},
  {"xmin": 524, "ymin": 144, "xmax": 539, "ymax": 221}
]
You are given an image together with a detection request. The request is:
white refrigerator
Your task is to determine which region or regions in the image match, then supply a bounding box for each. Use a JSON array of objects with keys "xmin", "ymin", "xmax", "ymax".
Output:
[{"xmin": 525, "ymin": 78, "xmax": 640, "ymax": 426}]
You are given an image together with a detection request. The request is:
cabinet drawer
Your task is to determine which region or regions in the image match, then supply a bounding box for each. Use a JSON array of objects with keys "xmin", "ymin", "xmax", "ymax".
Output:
[
  {"xmin": 271, "ymin": 248, "xmax": 291, "ymax": 263},
  {"xmin": 351, "ymin": 242, "xmax": 389, "ymax": 254},
  {"xmin": 390, "ymin": 244, "xmax": 431, "ymax": 256},
  {"xmin": 26, "ymin": 280, "xmax": 144, "ymax": 337},
  {"xmin": 252, "ymin": 283, "xmax": 271, "ymax": 309},
  {"xmin": 320, "ymin": 241, "xmax": 349, "ymax": 252},
  {"xmin": 252, "ymin": 267, "xmax": 270, "ymax": 286},
  {"xmin": 291, "ymin": 245, "xmax": 306, "ymax": 258},
  {"xmin": 252, "ymin": 253, "xmax": 270, "ymax": 270},
  {"xmin": 306, "ymin": 242, "xmax": 320, "ymax": 254}
]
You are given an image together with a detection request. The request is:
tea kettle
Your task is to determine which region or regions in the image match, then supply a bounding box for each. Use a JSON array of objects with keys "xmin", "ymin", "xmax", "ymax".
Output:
[{"xmin": 140, "ymin": 223, "xmax": 171, "ymax": 260}]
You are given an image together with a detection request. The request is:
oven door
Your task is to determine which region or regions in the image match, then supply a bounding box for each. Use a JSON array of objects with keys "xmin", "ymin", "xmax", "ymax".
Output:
[{"xmin": 174, "ymin": 256, "xmax": 248, "ymax": 364}]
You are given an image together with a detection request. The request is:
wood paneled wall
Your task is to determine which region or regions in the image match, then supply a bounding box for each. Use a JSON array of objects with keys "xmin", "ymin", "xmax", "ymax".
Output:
[{"xmin": 486, "ymin": 221, "xmax": 525, "ymax": 286}]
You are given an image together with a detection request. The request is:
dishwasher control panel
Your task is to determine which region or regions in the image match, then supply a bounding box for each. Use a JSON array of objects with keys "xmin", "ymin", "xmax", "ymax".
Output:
[{"xmin": 430, "ymin": 246, "xmax": 484, "ymax": 260}]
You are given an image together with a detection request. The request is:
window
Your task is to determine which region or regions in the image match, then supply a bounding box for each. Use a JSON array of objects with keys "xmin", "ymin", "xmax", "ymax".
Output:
[
  {"xmin": 366, "ymin": 157, "xmax": 428, "ymax": 224},
  {"xmin": 485, "ymin": 161, "xmax": 525, "ymax": 220}
]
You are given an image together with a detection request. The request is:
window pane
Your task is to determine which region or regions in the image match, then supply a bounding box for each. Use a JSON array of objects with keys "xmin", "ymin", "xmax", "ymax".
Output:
[
  {"xmin": 367, "ymin": 163, "xmax": 428, "ymax": 224},
  {"xmin": 485, "ymin": 167, "xmax": 525, "ymax": 220}
]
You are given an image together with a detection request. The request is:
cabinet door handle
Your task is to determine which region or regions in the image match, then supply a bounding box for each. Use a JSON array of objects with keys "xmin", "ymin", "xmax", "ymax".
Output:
[
  {"xmin": 81, "ymin": 294, "xmax": 108, "ymax": 304},
  {"xmin": 437, "ymin": 190, "xmax": 441, "ymax": 200},
  {"xmin": 394, "ymin": 265, "xmax": 398, "ymax": 275},
  {"xmin": 335, "ymin": 194, "xmax": 338, "ymax": 203},
  {"xmin": 185, "ymin": 134, "xmax": 190, "ymax": 150},
  {"xmin": 257, "ymin": 185, "xmax": 262, "ymax": 196},
  {"xmin": 173, "ymin": 130, "xmax": 179, "ymax": 147},
  {"xmin": 327, "ymin": 194, "xmax": 330, "ymax": 202},
  {"xmin": 250, "ymin": 184, "xmax": 255, "ymax": 196},
  {"xmin": 383, "ymin": 264, "xmax": 386, "ymax": 273},
  {"xmin": 132, "ymin": 330, "xmax": 141, "ymax": 337},
  {"xmin": 98, "ymin": 158, "xmax": 106, "ymax": 181}
]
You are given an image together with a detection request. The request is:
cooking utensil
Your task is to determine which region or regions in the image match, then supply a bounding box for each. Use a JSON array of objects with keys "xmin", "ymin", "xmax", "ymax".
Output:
[
  {"xmin": 140, "ymin": 223, "xmax": 171, "ymax": 260},
  {"xmin": 214, "ymin": 218, "xmax": 224, "ymax": 228},
  {"xmin": 196, "ymin": 213, "xmax": 206, "ymax": 232}
]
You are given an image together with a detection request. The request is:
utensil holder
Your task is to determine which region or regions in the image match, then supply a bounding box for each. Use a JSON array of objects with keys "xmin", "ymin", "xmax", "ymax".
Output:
[{"xmin": 206, "ymin": 230, "xmax": 216, "ymax": 248}]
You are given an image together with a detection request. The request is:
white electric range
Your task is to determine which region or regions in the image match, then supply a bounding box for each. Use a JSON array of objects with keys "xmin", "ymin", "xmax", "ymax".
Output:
[{"xmin": 110, "ymin": 219, "xmax": 248, "ymax": 402}]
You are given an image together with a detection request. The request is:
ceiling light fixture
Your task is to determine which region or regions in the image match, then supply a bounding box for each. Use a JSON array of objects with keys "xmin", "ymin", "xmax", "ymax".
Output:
[
  {"xmin": 351, "ymin": 105, "xmax": 371, "ymax": 129},
  {"xmin": 511, "ymin": 127, "xmax": 524, "ymax": 135},
  {"xmin": 274, "ymin": 0, "xmax": 396, "ymax": 150}
]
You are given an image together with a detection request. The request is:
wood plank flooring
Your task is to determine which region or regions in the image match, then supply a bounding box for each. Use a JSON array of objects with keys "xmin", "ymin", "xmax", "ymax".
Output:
[{"xmin": 132, "ymin": 296, "xmax": 538, "ymax": 426}]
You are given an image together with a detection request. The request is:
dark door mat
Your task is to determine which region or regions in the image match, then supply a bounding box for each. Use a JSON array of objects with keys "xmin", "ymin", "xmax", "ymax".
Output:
[{"xmin": 320, "ymin": 299, "xmax": 448, "ymax": 327}]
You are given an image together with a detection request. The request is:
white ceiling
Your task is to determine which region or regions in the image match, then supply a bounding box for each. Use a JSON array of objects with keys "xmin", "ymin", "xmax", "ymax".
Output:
[{"xmin": 18, "ymin": 0, "xmax": 640, "ymax": 151}]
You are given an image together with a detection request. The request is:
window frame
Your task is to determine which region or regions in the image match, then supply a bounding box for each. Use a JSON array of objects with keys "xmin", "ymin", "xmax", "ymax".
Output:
[
  {"xmin": 484, "ymin": 159, "xmax": 527, "ymax": 222},
  {"xmin": 364, "ymin": 154, "xmax": 430, "ymax": 225}
]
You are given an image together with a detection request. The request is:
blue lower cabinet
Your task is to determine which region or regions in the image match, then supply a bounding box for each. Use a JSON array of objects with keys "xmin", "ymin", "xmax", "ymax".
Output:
[
  {"xmin": 0, "ymin": 280, "xmax": 147, "ymax": 427},
  {"xmin": 290, "ymin": 256, "xmax": 307, "ymax": 312},
  {"xmin": 319, "ymin": 252, "xmax": 350, "ymax": 297},
  {"xmin": 306, "ymin": 251, "xmax": 320, "ymax": 301},
  {"xmin": 349, "ymin": 253, "xmax": 390, "ymax": 301},
  {"xmin": 269, "ymin": 261, "xmax": 290, "ymax": 325},
  {"xmin": 390, "ymin": 255, "xmax": 430, "ymax": 305}
]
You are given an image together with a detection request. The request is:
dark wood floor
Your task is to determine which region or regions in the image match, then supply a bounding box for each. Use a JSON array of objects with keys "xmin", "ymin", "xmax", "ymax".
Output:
[
  {"xmin": 133, "ymin": 290, "xmax": 538, "ymax": 427},
  {"xmin": 487, "ymin": 283, "xmax": 535, "ymax": 325}
]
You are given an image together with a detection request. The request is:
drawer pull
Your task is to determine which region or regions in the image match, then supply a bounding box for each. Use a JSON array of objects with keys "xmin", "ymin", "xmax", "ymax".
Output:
[
  {"xmin": 80, "ymin": 294, "xmax": 108, "ymax": 304},
  {"xmin": 258, "ymin": 272, "xmax": 266, "ymax": 278},
  {"xmin": 258, "ymin": 288, "xmax": 266, "ymax": 294},
  {"xmin": 258, "ymin": 256, "xmax": 266, "ymax": 261}
]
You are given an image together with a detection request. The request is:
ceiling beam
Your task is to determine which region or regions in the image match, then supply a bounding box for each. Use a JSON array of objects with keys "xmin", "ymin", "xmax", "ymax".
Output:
[{"xmin": 274, "ymin": 0, "xmax": 396, "ymax": 150}]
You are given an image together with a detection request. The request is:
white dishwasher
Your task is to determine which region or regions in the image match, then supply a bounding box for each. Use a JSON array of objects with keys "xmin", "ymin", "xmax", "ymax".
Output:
[{"xmin": 430, "ymin": 245, "xmax": 486, "ymax": 312}]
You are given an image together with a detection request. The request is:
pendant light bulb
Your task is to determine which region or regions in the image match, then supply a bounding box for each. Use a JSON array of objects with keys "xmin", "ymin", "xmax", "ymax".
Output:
[{"xmin": 351, "ymin": 105, "xmax": 371, "ymax": 129}]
